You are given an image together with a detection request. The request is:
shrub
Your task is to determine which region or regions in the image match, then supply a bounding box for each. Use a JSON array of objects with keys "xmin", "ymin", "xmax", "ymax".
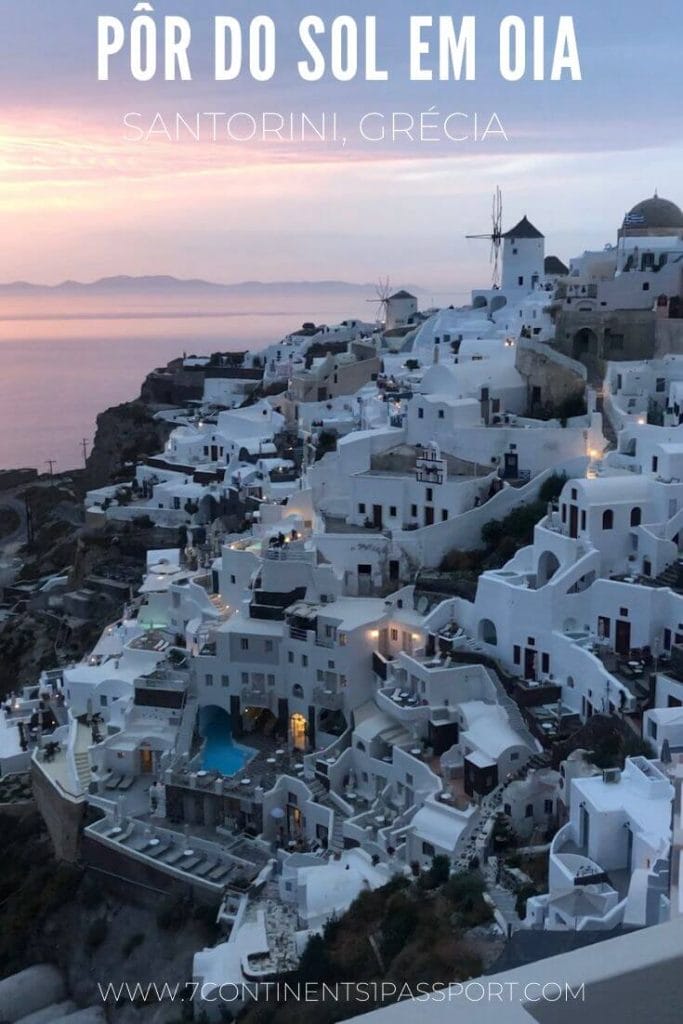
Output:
[
  {"xmin": 122, "ymin": 932, "xmax": 144, "ymax": 957},
  {"xmin": 86, "ymin": 917, "xmax": 108, "ymax": 951},
  {"xmin": 156, "ymin": 896, "xmax": 189, "ymax": 931},
  {"xmin": 538, "ymin": 472, "xmax": 568, "ymax": 504}
]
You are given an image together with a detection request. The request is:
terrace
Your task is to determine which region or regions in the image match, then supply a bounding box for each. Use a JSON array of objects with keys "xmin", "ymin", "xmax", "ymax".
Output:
[{"xmin": 86, "ymin": 815, "xmax": 267, "ymax": 893}]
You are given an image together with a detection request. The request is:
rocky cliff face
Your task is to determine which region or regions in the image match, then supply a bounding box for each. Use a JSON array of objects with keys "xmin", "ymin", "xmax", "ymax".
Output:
[{"xmin": 84, "ymin": 400, "xmax": 171, "ymax": 490}]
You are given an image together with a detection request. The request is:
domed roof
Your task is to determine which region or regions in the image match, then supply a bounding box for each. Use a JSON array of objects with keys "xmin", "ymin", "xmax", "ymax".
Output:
[{"xmin": 623, "ymin": 193, "xmax": 683, "ymax": 231}]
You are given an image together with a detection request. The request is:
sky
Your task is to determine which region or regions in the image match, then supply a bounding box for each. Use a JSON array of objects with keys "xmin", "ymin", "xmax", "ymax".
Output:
[{"xmin": 1, "ymin": 0, "xmax": 683, "ymax": 294}]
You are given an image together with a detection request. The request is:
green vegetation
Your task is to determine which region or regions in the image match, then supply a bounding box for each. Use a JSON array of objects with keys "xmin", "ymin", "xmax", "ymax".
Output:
[
  {"xmin": 589, "ymin": 730, "xmax": 654, "ymax": 769},
  {"xmin": 438, "ymin": 472, "xmax": 569, "ymax": 581},
  {"xmin": 156, "ymin": 896, "xmax": 189, "ymax": 931},
  {"xmin": 121, "ymin": 931, "xmax": 145, "ymax": 957},
  {"xmin": 86, "ymin": 917, "xmax": 109, "ymax": 951},
  {"xmin": 241, "ymin": 863, "xmax": 492, "ymax": 1024}
]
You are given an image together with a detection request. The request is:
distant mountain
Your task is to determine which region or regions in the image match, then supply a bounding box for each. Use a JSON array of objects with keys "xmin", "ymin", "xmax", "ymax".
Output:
[{"xmin": 0, "ymin": 276, "xmax": 424, "ymax": 296}]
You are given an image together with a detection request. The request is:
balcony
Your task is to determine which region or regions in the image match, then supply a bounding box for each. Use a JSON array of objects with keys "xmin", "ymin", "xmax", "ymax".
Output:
[
  {"xmin": 313, "ymin": 687, "xmax": 344, "ymax": 710},
  {"xmin": 241, "ymin": 686, "xmax": 274, "ymax": 711}
]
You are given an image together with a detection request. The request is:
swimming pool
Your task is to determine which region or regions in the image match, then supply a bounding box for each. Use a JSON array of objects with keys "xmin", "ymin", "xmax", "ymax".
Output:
[{"xmin": 198, "ymin": 705, "xmax": 255, "ymax": 776}]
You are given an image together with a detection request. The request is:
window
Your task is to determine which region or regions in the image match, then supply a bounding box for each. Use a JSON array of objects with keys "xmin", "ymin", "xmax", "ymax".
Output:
[
  {"xmin": 510, "ymin": 752, "xmax": 519, "ymax": 761},
  {"xmin": 513, "ymin": 645, "xmax": 521, "ymax": 665},
  {"xmin": 241, "ymin": 672, "xmax": 248, "ymax": 684},
  {"xmin": 411, "ymin": 504, "xmax": 418, "ymax": 518},
  {"xmin": 205, "ymin": 674, "xmax": 213, "ymax": 687},
  {"xmin": 442, "ymin": 510, "xmax": 448, "ymax": 521},
  {"xmin": 358, "ymin": 503, "xmax": 366, "ymax": 515},
  {"xmin": 643, "ymin": 282, "xmax": 650, "ymax": 291},
  {"xmin": 267, "ymin": 674, "xmax": 275, "ymax": 686},
  {"xmin": 316, "ymin": 670, "xmax": 324, "ymax": 682},
  {"xmin": 541, "ymin": 653, "xmax": 550, "ymax": 674},
  {"xmin": 518, "ymin": 276, "xmax": 524, "ymax": 286},
  {"xmin": 571, "ymin": 488, "xmax": 577, "ymax": 500},
  {"xmin": 288, "ymin": 651, "xmax": 294, "ymax": 664},
  {"xmin": 438, "ymin": 409, "xmax": 445, "ymax": 419},
  {"xmin": 620, "ymin": 607, "xmax": 628, "ymax": 618},
  {"xmin": 389, "ymin": 505, "xmax": 397, "ymax": 517},
  {"xmin": 302, "ymin": 654, "xmax": 308, "ymax": 667},
  {"xmin": 581, "ymin": 510, "xmax": 586, "ymax": 531},
  {"xmin": 649, "ymin": 720, "xmax": 658, "ymax": 740},
  {"xmin": 221, "ymin": 675, "xmax": 229, "ymax": 687},
  {"xmin": 598, "ymin": 616, "xmax": 611, "ymax": 639},
  {"xmin": 422, "ymin": 842, "xmax": 435, "ymax": 857},
  {"xmin": 265, "ymin": 640, "xmax": 273, "ymax": 653},
  {"xmin": 391, "ymin": 628, "xmax": 398, "ymax": 641},
  {"xmin": 230, "ymin": 574, "xmax": 236, "ymax": 584},
  {"xmin": 240, "ymin": 638, "xmax": 249, "ymax": 650},
  {"xmin": 602, "ymin": 509, "xmax": 614, "ymax": 530},
  {"xmin": 418, "ymin": 407, "xmax": 424, "ymax": 419},
  {"xmin": 544, "ymin": 799, "xmax": 553, "ymax": 814},
  {"xmin": 656, "ymin": 378, "xmax": 666, "ymax": 393},
  {"xmin": 525, "ymin": 804, "xmax": 533, "ymax": 818},
  {"xmin": 426, "ymin": 488, "xmax": 433, "ymax": 502},
  {"xmin": 504, "ymin": 803, "xmax": 512, "ymax": 815},
  {"xmin": 652, "ymin": 456, "xmax": 659, "ymax": 473},
  {"xmin": 630, "ymin": 507, "xmax": 642, "ymax": 527},
  {"xmin": 99, "ymin": 695, "xmax": 108, "ymax": 707}
]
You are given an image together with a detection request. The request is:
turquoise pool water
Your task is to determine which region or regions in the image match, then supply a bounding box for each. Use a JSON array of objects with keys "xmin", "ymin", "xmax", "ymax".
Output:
[{"xmin": 198, "ymin": 705, "xmax": 255, "ymax": 776}]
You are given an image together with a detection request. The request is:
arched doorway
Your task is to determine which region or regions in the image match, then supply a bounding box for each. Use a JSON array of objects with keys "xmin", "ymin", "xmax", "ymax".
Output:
[
  {"xmin": 537, "ymin": 550, "xmax": 561, "ymax": 587},
  {"xmin": 478, "ymin": 619, "xmax": 498, "ymax": 645},
  {"xmin": 572, "ymin": 328, "xmax": 600, "ymax": 361},
  {"xmin": 290, "ymin": 712, "xmax": 308, "ymax": 751}
]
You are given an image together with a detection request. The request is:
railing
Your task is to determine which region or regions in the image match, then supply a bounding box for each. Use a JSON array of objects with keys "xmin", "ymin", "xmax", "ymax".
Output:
[
  {"xmin": 289, "ymin": 625, "xmax": 310, "ymax": 642},
  {"xmin": 313, "ymin": 687, "xmax": 344, "ymax": 710},
  {"xmin": 241, "ymin": 686, "xmax": 273, "ymax": 709}
]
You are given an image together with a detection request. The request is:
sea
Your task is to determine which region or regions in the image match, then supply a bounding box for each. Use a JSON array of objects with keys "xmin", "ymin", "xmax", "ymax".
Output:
[{"xmin": 0, "ymin": 294, "xmax": 369, "ymax": 473}]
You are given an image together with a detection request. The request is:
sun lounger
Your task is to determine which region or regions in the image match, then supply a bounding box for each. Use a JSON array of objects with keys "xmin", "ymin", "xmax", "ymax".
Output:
[
  {"xmin": 194, "ymin": 859, "xmax": 218, "ymax": 878},
  {"xmin": 162, "ymin": 847, "xmax": 186, "ymax": 866},
  {"xmin": 114, "ymin": 823, "xmax": 135, "ymax": 843},
  {"xmin": 146, "ymin": 841, "xmax": 172, "ymax": 859},
  {"xmin": 208, "ymin": 864, "xmax": 232, "ymax": 883},
  {"xmin": 181, "ymin": 855, "xmax": 204, "ymax": 873},
  {"xmin": 105, "ymin": 773, "xmax": 123, "ymax": 790},
  {"xmin": 118, "ymin": 775, "xmax": 135, "ymax": 791}
]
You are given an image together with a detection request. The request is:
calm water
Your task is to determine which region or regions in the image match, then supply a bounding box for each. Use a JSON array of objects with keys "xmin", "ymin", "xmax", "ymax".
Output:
[{"xmin": 0, "ymin": 298, "xmax": 359, "ymax": 472}]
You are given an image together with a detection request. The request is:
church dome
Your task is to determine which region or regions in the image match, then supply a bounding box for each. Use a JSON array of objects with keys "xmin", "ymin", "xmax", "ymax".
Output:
[{"xmin": 623, "ymin": 194, "xmax": 683, "ymax": 231}]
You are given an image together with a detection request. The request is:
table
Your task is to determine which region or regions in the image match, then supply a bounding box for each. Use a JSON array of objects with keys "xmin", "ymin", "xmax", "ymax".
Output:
[
  {"xmin": 241, "ymin": 778, "xmax": 251, "ymax": 785},
  {"xmin": 197, "ymin": 770, "xmax": 208, "ymax": 778},
  {"xmin": 410, "ymin": 748, "xmax": 422, "ymax": 757},
  {"xmin": 440, "ymin": 792, "xmax": 454, "ymax": 802},
  {"xmin": 148, "ymin": 838, "xmax": 160, "ymax": 847},
  {"xmin": 183, "ymin": 849, "xmax": 195, "ymax": 857},
  {"xmin": 267, "ymin": 757, "xmax": 277, "ymax": 765}
]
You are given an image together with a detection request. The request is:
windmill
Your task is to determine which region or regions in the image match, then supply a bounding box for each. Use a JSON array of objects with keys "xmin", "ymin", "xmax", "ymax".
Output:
[
  {"xmin": 367, "ymin": 277, "xmax": 392, "ymax": 324},
  {"xmin": 466, "ymin": 187, "xmax": 503, "ymax": 288}
]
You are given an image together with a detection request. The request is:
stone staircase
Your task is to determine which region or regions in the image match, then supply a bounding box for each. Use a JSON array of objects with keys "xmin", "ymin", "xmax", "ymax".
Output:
[
  {"xmin": 74, "ymin": 750, "xmax": 91, "ymax": 792},
  {"xmin": 307, "ymin": 778, "xmax": 327, "ymax": 800},
  {"xmin": 654, "ymin": 562, "xmax": 683, "ymax": 592},
  {"xmin": 329, "ymin": 815, "xmax": 345, "ymax": 854}
]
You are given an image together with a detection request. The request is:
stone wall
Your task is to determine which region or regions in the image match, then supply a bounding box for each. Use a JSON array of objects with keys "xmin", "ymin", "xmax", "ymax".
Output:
[
  {"xmin": 515, "ymin": 339, "xmax": 586, "ymax": 410},
  {"xmin": 654, "ymin": 318, "xmax": 683, "ymax": 356},
  {"xmin": 552, "ymin": 309, "xmax": 656, "ymax": 374},
  {"xmin": 31, "ymin": 762, "xmax": 84, "ymax": 863}
]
